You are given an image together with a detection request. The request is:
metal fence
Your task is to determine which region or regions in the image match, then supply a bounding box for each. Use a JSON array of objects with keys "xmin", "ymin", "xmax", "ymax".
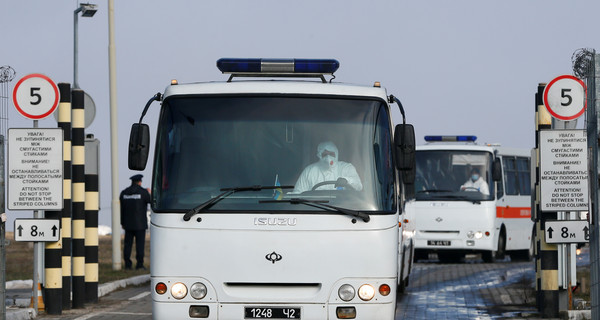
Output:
[{"xmin": 0, "ymin": 65, "xmax": 15, "ymax": 320}]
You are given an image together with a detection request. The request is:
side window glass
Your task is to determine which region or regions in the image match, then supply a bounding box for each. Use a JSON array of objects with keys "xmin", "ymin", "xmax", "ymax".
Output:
[
  {"xmin": 503, "ymin": 157, "xmax": 518, "ymax": 195},
  {"xmin": 517, "ymin": 157, "xmax": 531, "ymax": 195},
  {"xmin": 496, "ymin": 163, "xmax": 504, "ymax": 199}
]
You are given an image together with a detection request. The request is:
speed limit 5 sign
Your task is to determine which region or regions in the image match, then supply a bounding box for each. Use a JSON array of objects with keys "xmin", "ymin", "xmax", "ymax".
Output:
[
  {"xmin": 12, "ymin": 73, "xmax": 60, "ymax": 120},
  {"xmin": 543, "ymin": 75, "xmax": 587, "ymax": 121}
]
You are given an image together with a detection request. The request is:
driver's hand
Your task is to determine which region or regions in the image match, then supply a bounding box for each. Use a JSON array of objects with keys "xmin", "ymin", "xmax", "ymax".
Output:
[{"xmin": 335, "ymin": 178, "xmax": 348, "ymax": 189}]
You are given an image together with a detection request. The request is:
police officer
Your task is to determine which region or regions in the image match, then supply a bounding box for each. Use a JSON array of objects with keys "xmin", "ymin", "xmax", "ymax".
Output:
[{"xmin": 120, "ymin": 174, "xmax": 151, "ymax": 270}]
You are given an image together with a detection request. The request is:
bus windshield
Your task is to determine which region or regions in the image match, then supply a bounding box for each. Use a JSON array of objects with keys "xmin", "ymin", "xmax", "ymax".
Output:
[
  {"xmin": 152, "ymin": 95, "xmax": 396, "ymax": 213},
  {"xmin": 414, "ymin": 150, "xmax": 494, "ymax": 202}
]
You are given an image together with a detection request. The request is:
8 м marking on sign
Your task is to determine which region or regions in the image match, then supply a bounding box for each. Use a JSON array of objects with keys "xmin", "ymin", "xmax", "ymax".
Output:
[
  {"xmin": 14, "ymin": 218, "xmax": 60, "ymax": 242},
  {"xmin": 545, "ymin": 220, "xmax": 589, "ymax": 244}
]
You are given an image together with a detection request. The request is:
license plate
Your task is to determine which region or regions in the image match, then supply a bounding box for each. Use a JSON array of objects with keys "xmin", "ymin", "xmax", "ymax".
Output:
[
  {"xmin": 244, "ymin": 307, "xmax": 301, "ymax": 319},
  {"xmin": 428, "ymin": 240, "xmax": 451, "ymax": 246}
]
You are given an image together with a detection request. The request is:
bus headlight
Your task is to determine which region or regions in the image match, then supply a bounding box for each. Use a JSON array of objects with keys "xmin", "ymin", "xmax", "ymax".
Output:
[
  {"xmin": 467, "ymin": 231, "xmax": 474, "ymax": 239},
  {"xmin": 338, "ymin": 284, "xmax": 355, "ymax": 301},
  {"xmin": 358, "ymin": 284, "xmax": 375, "ymax": 301},
  {"xmin": 475, "ymin": 231, "xmax": 483, "ymax": 239},
  {"xmin": 190, "ymin": 282, "xmax": 207, "ymax": 300},
  {"xmin": 171, "ymin": 282, "xmax": 188, "ymax": 299}
]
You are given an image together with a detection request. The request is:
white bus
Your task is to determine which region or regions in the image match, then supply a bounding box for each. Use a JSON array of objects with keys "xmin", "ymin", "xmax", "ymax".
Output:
[
  {"xmin": 128, "ymin": 58, "xmax": 416, "ymax": 319},
  {"xmin": 405, "ymin": 135, "xmax": 533, "ymax": 263}
]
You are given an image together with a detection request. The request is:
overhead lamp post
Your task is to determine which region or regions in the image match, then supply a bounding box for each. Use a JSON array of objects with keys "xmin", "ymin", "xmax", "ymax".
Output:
[{"xmin": 74, "ymin": 3, "xmax": 97, "ymax": 89}]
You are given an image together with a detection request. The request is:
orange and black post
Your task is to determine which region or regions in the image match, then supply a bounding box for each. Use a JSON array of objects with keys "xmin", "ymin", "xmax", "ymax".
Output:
[
  {"xmin": 44, "ymin": 82, "xmax": 71, "ymax": 315},
  {"xmin": 71, "ymin": 89, "xmax": 86, "ymax": 308},
  {"xmin": 534, "ymin": 83, "xmax": 559, "ymax": 317},
  {"xmin": 84, "ymin": 135, "xmax": 99, "ymax": 302}
]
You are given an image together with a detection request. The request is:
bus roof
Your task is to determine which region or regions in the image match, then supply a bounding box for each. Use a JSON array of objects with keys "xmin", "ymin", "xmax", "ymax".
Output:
[
  {"xmin": 162, "ymin": 80, "xmax": 389, "ymax": 101},
  {"xmin": 417, "ymin": 143, "xmax": 531, "ymax": 157}
]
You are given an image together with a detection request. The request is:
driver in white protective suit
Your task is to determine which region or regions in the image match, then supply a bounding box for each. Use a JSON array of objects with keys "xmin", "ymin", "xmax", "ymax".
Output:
[
  {"xmin": 460, "ymin": 167, "xmax": 489, "ymax": 195},
  {"xmin": 293, "ymin": 141, "xmax": 363, "ymax": 193}
]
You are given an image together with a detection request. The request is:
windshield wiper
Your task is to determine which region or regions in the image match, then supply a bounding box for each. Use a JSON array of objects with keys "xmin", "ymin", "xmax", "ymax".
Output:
[
  {"xmin": 420, "ymin": 193, "xmax": 482, "ymax": 205},
  {"xmin": 183, "ymin": 185, "xmax": 294, "ymax": 221},
  {"xmin": 417, "ymin": 189, "xmax": 454, "ymax": 193},
  {"xmin": 260, "ymin": 198, "xmax": 370, "ymax": 223}
]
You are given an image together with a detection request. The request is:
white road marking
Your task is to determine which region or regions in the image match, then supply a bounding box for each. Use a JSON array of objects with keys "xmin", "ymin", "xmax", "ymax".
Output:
[
  {"xmin": 129, "ymin": 291, "xmax": 151, "ymax": 301},
  {"xmin": 75, "ymin": 311, "xmax": 152, "ymax": 320}
]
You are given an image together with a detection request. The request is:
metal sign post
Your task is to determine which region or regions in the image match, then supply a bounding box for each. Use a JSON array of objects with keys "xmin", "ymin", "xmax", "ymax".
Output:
[
  {"xmin": 11, "ymin": 74, "xmax": 64, "ymax": 313},
  {"xmin": 537, "ymin": 73, "xmax": 588, "ymax": 315}
]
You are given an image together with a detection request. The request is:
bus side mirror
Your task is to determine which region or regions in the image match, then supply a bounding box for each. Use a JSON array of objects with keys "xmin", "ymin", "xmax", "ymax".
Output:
[
  {"xmin": 128, "ymin": 123, "xmax": 150, "ymax": 170},
  {"xmin": 394, "ymin": 124, "xmax": 415, "ymax": 171},
  {"xmin": 492, "ymin": 158, "xmax": 502, "ymax": 181}
]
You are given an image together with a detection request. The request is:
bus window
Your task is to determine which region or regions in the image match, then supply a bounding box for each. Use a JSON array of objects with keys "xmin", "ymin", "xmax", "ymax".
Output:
[
  {"xmin": 503, "ymin": 156, "xmax": 531, "ymax": 196},
  {"xmin": 503, "ymin": 157, "xmax": 518, "ymax": 195},
  {"xmin": 517, "ymin": 157, "xmax": 531, "ymax": 195}
]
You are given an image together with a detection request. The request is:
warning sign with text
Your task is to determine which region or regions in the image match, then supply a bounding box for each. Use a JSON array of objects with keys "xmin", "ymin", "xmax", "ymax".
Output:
[
  {"xmin": 540, "ymin": 130, "xmax": 588, "ymax": 211},
  {"xmin": 8, "ymin": 128, "xmax": 63, "ymax": 210}
]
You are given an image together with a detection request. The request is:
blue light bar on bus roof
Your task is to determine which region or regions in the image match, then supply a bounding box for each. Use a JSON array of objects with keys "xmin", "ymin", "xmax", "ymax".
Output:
[
  {"xmin": 424, "ymin": 135, "xmax": 477, "ymax": 142},
  {"xmin": 216, "ymin": 58, "xmax": 340, "ymax": 74}
]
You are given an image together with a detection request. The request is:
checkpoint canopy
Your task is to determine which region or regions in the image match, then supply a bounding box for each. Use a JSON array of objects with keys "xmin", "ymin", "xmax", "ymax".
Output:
[
  {"xmin": 7, "ymin": 128, "xmax": 63, "ymax": 210},
  {"xmin": 539, "ymin": 129, "xmax": 588, "ymax": 212}
]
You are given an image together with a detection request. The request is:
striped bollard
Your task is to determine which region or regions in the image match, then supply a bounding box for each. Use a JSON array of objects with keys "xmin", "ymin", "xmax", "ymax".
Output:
[
  {"xmin": 85, "ymin": 135, "xmax": 100, "ymax": 303},
  {"xmin": 535, "ymin": 83, "xmax": 559, "ymax": 317},
  {"xmin": 71, "ymin": 89, "xmax": 86, "ymax": 308},
  {"xmin": 44, "ymin": 82, "xmax": 71, "ymax": 314}
]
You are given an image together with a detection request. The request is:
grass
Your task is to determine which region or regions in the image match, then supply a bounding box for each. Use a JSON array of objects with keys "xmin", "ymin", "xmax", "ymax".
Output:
[{"xmin": 4, "ymin": 232, "xmax": 150, "ymax": 283}]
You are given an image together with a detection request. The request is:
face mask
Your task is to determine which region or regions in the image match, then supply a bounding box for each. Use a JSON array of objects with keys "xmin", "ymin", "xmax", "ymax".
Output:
[
  {"xmin": 321, "ymin": 155, "xmax": 337, "ymax": 170},
  {"xmin": 471, "ymin": 174, "xmax": 479, "ymax": 182}
]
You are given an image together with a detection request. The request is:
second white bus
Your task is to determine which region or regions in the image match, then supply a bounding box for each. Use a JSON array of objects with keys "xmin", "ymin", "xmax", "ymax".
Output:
[{"xmin": 405, "ymin": 135, "xmax": 533, "ymax": 263}]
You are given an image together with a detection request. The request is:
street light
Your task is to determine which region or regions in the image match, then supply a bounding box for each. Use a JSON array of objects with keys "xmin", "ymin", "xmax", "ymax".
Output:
[{"xmin": 74, "ymin": 3, "xmax": 97, "ymax": 89}]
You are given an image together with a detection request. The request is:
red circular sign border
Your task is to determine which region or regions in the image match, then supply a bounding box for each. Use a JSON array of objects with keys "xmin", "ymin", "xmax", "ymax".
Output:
[
  {"xmin": 543, "ymin": 75, "xmax": 587, "ymax": 121},
  {"xmin": 12, "ymin": 73, "xmax": 60, "ymax": 120}
]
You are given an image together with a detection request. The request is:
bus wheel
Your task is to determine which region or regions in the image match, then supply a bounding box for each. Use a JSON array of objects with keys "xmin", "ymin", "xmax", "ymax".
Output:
[
  {"xmin": 482, "ymin": 231, "xmax": 506, "ymax": 263},
  {"xmin": 495, "ymin": 230, "xmax": 506, "ymax": 260}
]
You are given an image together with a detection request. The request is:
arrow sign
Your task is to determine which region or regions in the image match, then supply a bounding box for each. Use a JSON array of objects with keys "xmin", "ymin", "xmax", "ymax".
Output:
[
  {"xmin": 13, "ymin": 219, "xmax": 60, "ymax": 242},
  {"xmin": 545, "ymin": 220, "xmax": 590, "ymax": 244}
]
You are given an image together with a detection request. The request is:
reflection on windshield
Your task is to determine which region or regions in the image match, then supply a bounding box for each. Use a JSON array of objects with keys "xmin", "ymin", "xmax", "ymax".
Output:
[
  {"xmin": 152, "ymin": 96, "xmax": 396, "ymax": 213},
  {"xmin": 414, "ymin": 150, "xmax": 494, "ymax": 201}
]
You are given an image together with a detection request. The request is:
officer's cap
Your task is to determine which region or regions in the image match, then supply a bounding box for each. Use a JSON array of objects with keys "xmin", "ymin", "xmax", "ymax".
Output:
[{"xmin": 130, "ymin": 174, "xmax": 143, "ymax": 182}]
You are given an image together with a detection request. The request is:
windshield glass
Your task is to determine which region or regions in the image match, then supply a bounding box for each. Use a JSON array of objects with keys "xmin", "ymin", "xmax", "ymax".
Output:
[
  {"xmin": 152, "ymin": 95, "xmax": 395, "ymax": 213},
  {"xmin": 414, "ymin": 150, "xmax": 494, "ymax": 201}
]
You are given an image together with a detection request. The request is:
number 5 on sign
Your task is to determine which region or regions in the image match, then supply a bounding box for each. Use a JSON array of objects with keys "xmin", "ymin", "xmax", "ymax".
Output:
[
  {"xmin": 12, "ymin": 73, "xmax": 60, "ymax": 120},
  {"xmin": 543, "ymin": 75, "xmax": 586, "ymax": 121}
]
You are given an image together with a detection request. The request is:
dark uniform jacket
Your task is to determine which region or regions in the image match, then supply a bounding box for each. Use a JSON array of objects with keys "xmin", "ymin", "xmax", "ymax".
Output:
[{"xmin": 120, "ymin": 184, "xmax": 151, "ymax": 230}]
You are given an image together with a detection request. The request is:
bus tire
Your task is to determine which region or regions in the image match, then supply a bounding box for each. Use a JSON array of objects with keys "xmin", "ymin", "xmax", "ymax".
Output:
[
  {"xmin": 482, "ymin": 230, "xmax": 506, "ymax": 263},
  {"xmin": 398, "ymin": 246, "xmax": 406, "ymax": 293}
]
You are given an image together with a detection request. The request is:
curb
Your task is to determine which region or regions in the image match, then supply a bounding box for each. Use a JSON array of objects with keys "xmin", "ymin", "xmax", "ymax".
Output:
[
  {"xmin": 6, "ymin": 274, "xmax": 150, "ymax": 320},
  {"xmin": 559, "ymin": 310, "xmax": 592, "ymax": 320}
]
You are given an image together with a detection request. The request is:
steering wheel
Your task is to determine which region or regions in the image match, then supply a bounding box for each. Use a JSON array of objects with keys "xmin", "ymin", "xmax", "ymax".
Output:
[
  {"xmin": 461, "ymin": 187, "xmax": 479, "ymax": 192},
  {"xmin": 311, "ymin": 179, "xmax": 351, "ymax": 191}
]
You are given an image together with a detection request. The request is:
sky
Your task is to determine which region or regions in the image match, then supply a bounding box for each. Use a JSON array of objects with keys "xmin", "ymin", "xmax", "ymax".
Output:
[{"xmin": 1, "ymin": 0, "xmax": 599, "ymax": 230}]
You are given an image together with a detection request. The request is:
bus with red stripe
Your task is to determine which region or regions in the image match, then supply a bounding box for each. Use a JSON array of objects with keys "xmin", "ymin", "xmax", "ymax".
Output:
[{"xmin": 405, "ymin": 136, "xmax": 533, "ymax": 263}]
